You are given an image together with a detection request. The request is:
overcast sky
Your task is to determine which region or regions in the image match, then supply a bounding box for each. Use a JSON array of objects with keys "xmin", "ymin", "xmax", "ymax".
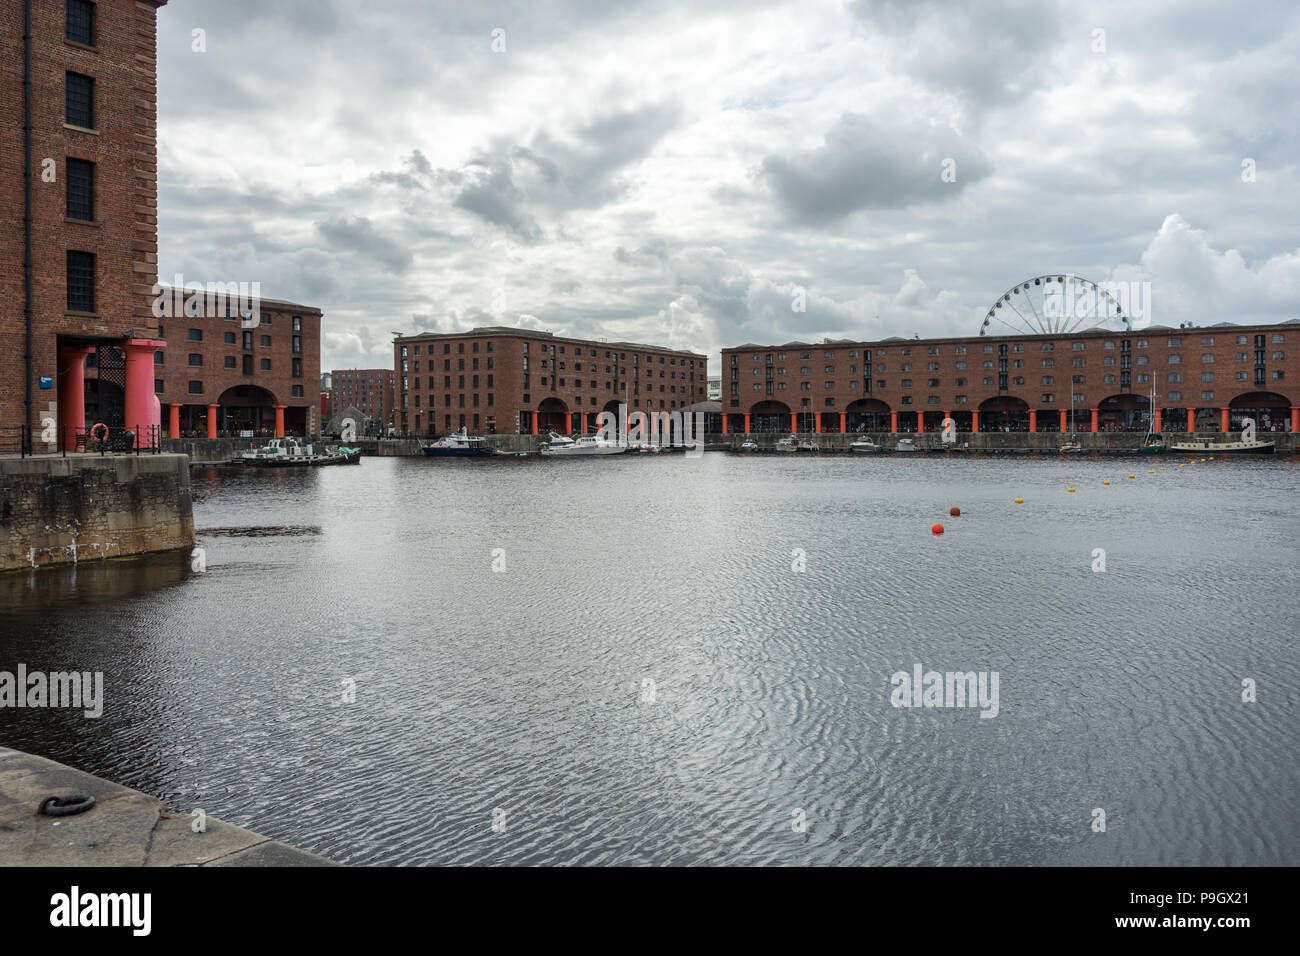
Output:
[{"xmin": 155, "ymin": 0, "xmax": 1300, "ymax": 374}]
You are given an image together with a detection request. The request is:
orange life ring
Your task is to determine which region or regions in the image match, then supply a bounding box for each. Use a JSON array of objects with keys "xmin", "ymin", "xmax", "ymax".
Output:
[{"xmin": 90, "ymin": 422, "xmax": 109, "ymax": 443}]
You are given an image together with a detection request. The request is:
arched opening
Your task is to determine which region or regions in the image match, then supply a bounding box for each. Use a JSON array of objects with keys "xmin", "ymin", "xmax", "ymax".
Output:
[
  {"xmin": 978, "ymin": 396, "xmax": 1030, "ymax": 432},
  {"xmin": 1098, "ymin": 393, "xmax": 1149, "ymax": 432},
  {"xmin": 948, "ymin": 409, "xmax": 973, "ymax": 432},
  {"xmin": 1229, "ymin": 391, "xmax": 1293, "ymax": 433},
  {"xmin": 751, "ymin": 400, "xmax": 793, "ymax": 434},
  {"xmin": 217, "ymin": 384, "xmax": 279, "ymax": 437},
  {"xmin": 537, "ymin": 397, "xmax": 569, "ymax": 433},
  {"xmin": 691, "ymin": 401, "xmax": 722, "ymax": 436},
  {"xmin": 845, "ymin": 398, "xmax": 890, "ymax": 433}
]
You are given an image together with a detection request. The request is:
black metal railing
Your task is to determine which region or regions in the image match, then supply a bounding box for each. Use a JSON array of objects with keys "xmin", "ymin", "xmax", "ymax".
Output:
[{"xmin": 0, "ymin": 424, "xmax": 161, "ymax": 458}]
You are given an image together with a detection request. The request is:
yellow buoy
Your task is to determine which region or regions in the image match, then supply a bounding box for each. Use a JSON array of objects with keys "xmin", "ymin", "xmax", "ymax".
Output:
[
  {"xmin": 1014, "ymin": 498, "xmax": 1024, "ymax": 504},
  {"xmin": 1068, "ymin": 488, "xmax": 1075, "ymax": 493},
  {"xmin": 1128, "ymin": 474, "xmax": 1135, "ymax": 479},
  {"xmin": 1103, "ymin": 480, "xmax": 1110, "ymax": 485},
  {"xmin": 1148, "ymin": 470, "xmax": 1155, "ymax": 474}
]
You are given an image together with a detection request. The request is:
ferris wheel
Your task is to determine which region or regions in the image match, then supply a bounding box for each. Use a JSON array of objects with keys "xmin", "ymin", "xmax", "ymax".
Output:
[{"xmin": 980, "ymin": 275, "xmax": 1131, "ymax": 336}]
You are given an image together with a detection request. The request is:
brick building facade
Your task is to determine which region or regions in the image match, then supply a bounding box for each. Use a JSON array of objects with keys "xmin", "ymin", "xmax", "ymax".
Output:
[
  {"xmin": 722, "ymin": 322, "xmax": 1300, "ymax": 435},
  {"xmin": 393, "ymin": 327, "xmax": 708, "ymax": 436},
  {"xmin": 1, "ymin": 0, "xmax": 168, "ymax": 451},
  {"xmin": 116, "ymin": 290, "xmax": 323, "ymax": 438},
  {"xmin": 330, "ymin": 368, "xmax": 394, "ymax": 433}
]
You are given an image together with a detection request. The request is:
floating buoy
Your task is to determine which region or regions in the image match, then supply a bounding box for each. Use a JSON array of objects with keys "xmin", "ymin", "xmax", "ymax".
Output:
[
  {"xmin": 932, "ymin": 523, "xmax": 944, "ymax": 535},
  {"xmin": 1128, "ymin": 474, "xmax": 1136, "ymax": 479},
  {"xmin": 1148, "ymin": 470, "xmax": 1155, "ymax": 474},
  {"xmin": 1068, "ymin": 488, "xmax": 1075, "ymax": 492},
  {"xmin": 1103, "ymin": 480, "xmax": 1110, "ymax": 485},
  {"xmin": 1014, "ymin": 498, "xmax": 1024, "ymax": 504},
  {"xmin": 949, "ymin": 507, "xmax": 960, "ymax": 516}
]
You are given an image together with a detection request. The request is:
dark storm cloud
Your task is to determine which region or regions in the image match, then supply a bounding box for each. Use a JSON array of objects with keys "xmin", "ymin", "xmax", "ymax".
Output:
[
  {"xmin": 451, "ymin": 159, "xmax": 544, "ymax": 242},
  {"xmin": 761, "ymin": 113, "xmax": 992, "ymax": 225}
]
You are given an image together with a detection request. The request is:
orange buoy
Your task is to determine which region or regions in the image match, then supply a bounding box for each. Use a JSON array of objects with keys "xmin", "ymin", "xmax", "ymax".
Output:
[
  {"xmin": 1128, "ymin": 474, "xmax": 1136, "ymax": 479},
  {"xmin": 932, "ymin": 523, "xmax": 944, "ymax": 535},
  {"xmin": 1014, "ymin": 498, "xmax": 1024, "ymax": 504},
  {"xmin": 1103, "ymin": 480, "xmax": 1110, "ymax": 485},
  {"xmin": 949, "ymin": 507, "xmax": 960, "ymax": 516},
  {"xmin": 1148, "ymin": 469, "xmax": 1155, "ymax": 474},
  {"xmin": 1067, "ymin": 488, "xmax": 1075, "ymax": 492}
]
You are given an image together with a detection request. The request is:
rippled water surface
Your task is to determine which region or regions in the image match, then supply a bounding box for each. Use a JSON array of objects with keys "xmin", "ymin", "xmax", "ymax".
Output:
[{"xmin": 3, "ymin": 453, "xmax": 1298, "ymax": 865}]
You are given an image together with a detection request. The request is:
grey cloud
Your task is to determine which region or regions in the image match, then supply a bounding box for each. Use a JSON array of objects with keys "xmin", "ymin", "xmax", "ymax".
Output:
[
  {"xmin": 451, "ymin": 159, "xmax": 543, "ymax": 242},
  {"xmin": 316, "ymin": 216, "xmax": 415, "ymax": 274},
  {"xmin": 761, "ymin": 113, "xmax": 991, "ymax": 225}
]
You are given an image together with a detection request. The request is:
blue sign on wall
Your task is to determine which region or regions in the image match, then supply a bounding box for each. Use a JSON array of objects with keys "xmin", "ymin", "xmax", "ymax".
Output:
[{"xmin": 38, "ymin": 376, "xmax": 53, "ymax": 389}]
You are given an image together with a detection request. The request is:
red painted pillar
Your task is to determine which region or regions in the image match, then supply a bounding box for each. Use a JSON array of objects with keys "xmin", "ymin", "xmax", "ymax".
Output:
[
  {"xmin": 839, "ymin": 412, "xmax": 846, "ymax": 433},
  {"xmin": 274, "ymin": 404, "xmax": 286, "ymax": 438},
  {"xmin": 790, "ymin": 412, "xmax": 797, "ymax": 434},
  {"xmin": 971, "ymin": 410, "xmax": 979, "ymax": 433},
  {"xmin": 1090, "ymin": 408, "xmax": 1099, "ymax": 433},
  {"xmin": 814, "ymin": 412, "xmax": 820, "ymax": 434},
  {"xmin": 123, "ymin": 338, "xmax": 163, "ymax": 448},
  {"xmin": 206, "ymin": 404, "xmax": 219, "ymax": 439},
  {"xmin": 1059, "ymin": 409, "xmax": 1067, "ymax": 433},
  {"xmin": 1186, "ymin": 408, "xmax": 1195, "ymax": 432},
  {"xmin": 1292, "ymin": 406, "xmax": 1299, "ymax": 433},
  {"xmin": 744, "ymin": 413, "xmax": 751, "ymax": 434},
  {"xmin": 56, "ymin": 345, "xmax": 93, "ymax": 450},
  {"xmin": 1028, "ymin": 409, "xmax": 1037, "ymax": 433},
  {"xmin": 890, "ymin": 410, "xmax": 898, "ymax": 433},
  {"xmin": 530, "ymin": 410, "xmax": 538, "ymax": 435},
  {"xmin": 168, "ymin": 403, "xmax": 180, "ymax": 438},
  {"xmin": 916, "ymin": 411, "xmax": 924, "ymax": 432},
  {"xmin": 1220, "ymin": 407, "xmax": 1229, "ymax": 433},
  {"xmin": 721, "ymin": 414, "xmax": 727, "ymax": 435},
  {"xmin": 1153, "ymin": 408, "xmax": 1162, "ymax": 433}
]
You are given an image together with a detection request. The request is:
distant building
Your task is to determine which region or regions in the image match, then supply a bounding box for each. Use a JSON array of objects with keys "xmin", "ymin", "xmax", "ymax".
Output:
[
  {"xmin": 722, "ymin": 322, "xmax": 1300, "ymax": 435},
  {"xmin": 707, "ymin": 377, "xmax": 722, "ymax": 401},
  {"xmin": 330, "ymin": 368, "xmax": 394, "ymax": 434},
  {"xmin": 392, "ymin": 327, "xmax": 708, "ymax": 436}
]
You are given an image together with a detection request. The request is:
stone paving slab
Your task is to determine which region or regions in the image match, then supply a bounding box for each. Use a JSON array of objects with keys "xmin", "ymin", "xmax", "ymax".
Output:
[{"xmin": 0, "ymin": 747, "xmax": 336, "ymax": 867}]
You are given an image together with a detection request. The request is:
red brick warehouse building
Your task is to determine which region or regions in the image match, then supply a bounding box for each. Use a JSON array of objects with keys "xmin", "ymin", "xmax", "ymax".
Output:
[
  {"xmin": 722, "ymin": 321, "xmax": 1300, "ymax": 435},
  {"xmin": 329, "ymin": 368, "xmax": 394, "ymax": 433},
  {"xmin": 1, "ymin": 0, "xmax": 170, "ymax": 451},
  {"xmin": 100, "ymin": 287, "xmax": 323, "ymax": 439},
  {"xmin": 393, "ymin": 327, "xmax": 708, "ymax": 436}
]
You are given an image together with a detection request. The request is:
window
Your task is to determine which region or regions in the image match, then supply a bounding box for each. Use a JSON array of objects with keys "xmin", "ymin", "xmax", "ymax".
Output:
[
  {"xmin": 154, "ymin": 379, "xmax": 164, "ymax": 394},
  {"xmin": 1168, "ymin": 372, "xmax": 1181, "ymax": 382},
  {"xmin": 67, "ymin": 0, "xmax": 95, "ymax": 45},
  {"xmin": 1201, "ymin": 391, "xmax": 1215, "ymax": 401},
  {"xmin": 187, "ymin": 353, "xmax": 202, "ymax": 366},
  {"xmin": 292, "ymin": 335, "xmax": 301, "ymax": 354},
  {"xmin": 66, "ymin": 72, "xmax": 94, "ymax": 129},
  {"xmin": 1201, "ymin": 336, "xmax": 1214, "ymax": 346},
  {"xmin": 292, "ymin": 358, "xmax": 302, "ymax": 378},
  {"xmin": 1104, "ymin": 341, "xmax": 1115, "ymax": 350},
  {"xmin": 66, "ymin": 158, "xmax": 94, "ymax": 220},
  {"xmin": 243, "ymin": 355, "xmax": 253, "ymax": 375},
  {"xmin": 1072, "ymin": 342, "xmax": 1085, "ymax": 350},
  {"xmin": 223, "ymin": 331, "xmax": 235, "ymax": 344},
  {"xmin": 1041, "ymin": 394, "xmax": 1054, "ymax": 403},
  {"xmin": 983, "ymin": 377, "xmax": 993, "ymax": 386},
  {"xmin": 1273, "ymin": 351, "xmax": 1285, "ymax": 361},
  {"xmin": 1272, "ymin": 370, "xmax": 1285, "ymax": 381},
  {"xmin": 1169, "ymin": 391, "xmax": 1181, "ymax": 401},
  {"xmin": 292, "ymin": 385, "xmax": 304, "ymax": 398},
  {"xmin": 188, "ymin": 381, "xmax": 202, "ymax": 394},
  {"xmin": 1041, "ymin": 343, "xmax": 1055, "ymax": 351},
  {"xmin": 260, "ymin": 334, "xmax": 271, "ymax": 347},
  {"xmin": 1201, "ymin": 372, "xmax": 1214, "ymax": 382},
  {"xmin": 66, "ymin": 250, "xmax": 95, "ymax": 311},
  {"xmin": 260, "ymin": 358, "xmax": 271, "ymax": 371},
  {"xmin": 242, "ymin": 330, "xmax": 253, "ymax": 350},
  {"xmin": 292, "ymin": 316, "xmax": 302, "ymax": 331},
  {"xmin": 1168, "ymin": 354, "xmax": 1180, "ymax": 364},
  {"xmin": 1201, "ymin": 353, "xmax": 1214, "ymax": 363},
  {"xmin": 1167, "ymin": 337, "xmax": 1181, "ymax": 347},
  {"xmin": 188, "ymin": 328, "xmax": 202, "ymax": 341},
  {"xmin": 1272, "ymin": 334, "xmax": 1285, "ymax": 344},
  {"xmin": 1042, "ymin": 358, "xmax": 1054, "ymax": 367},
  {"xmin": 956, "ymin": 361, "xmax": 967, "ymax": 370},
  {"xmin": 224, "ymin": 356, "xmax": 236, "ymax": 369},
  {"xmin": 154, "ymin": 350, "xmax": 163, "ymax": 364},
  {"xmin": 1042, "ymin": 376, "xmax": 1054, "ymax": 385}
]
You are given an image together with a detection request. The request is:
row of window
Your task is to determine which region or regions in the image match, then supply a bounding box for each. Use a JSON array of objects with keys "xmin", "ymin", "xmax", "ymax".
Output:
[
  {"xmin": 733, "ymin": 334, "xmax": 1287, "ymax": 364},
  {"xmin": 399, "ymin": 340, "xmax": 701, "ymax": 368}
]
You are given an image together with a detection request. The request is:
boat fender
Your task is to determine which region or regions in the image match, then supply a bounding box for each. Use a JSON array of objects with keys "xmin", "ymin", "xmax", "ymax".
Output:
[{"xmin": 39, "ymin": 794, "xmax": 96, "ymax": 817}]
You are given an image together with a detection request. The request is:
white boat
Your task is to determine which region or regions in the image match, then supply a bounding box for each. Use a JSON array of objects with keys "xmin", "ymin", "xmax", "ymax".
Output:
[
  {"xmin": 798, "ymin": 437, "xmax": 820, "ymax": 452},
  {"xmin": 849, "ymin": 438, "xmax": 882, "ymax": 453},
  {"xmin": 231, "ymin": 437, "xmax": 359, "ymax": 467},
  {"xmin": 738, "ymin": 438, "xmax": 758, "ymax": 451},
  {"xmin": 894, "ymin": 438, "xmax": 920, "ymax": 453},
  {"xmin": 540, "ymin": 432, "xmax": 626, "ymax": 456},
  {"xmin": 775, "ymin": 434, "xmax": 799, "ymax": 452},
  {"xmin": 1059, "ymin": 440, "xmax": 1083, "ymax": 454},
  {"xmin": 1170, "ymin": 438, "xmax": 1274, "ymax": 454}
]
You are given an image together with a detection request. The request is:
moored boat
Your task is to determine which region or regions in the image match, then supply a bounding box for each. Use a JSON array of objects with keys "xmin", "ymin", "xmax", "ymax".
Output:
[
  {"xmin": 849, "ymin": 437, "xmax": 883, "ymax": 453},
  {"xmin": 894, "ymin": 438, "xmax": 920, "ymax": 453},
  {"xmin": 1170, "ymin": 438, "xmax": 1274, "ymax": 454},
  {"xmin": 540, "ymin": 432, "xmax": 626, "ymax": 456},
  {"xmin": 231, "ymin": 437, "xmax": 359, "ymax": 467},
  {"xmin": 423, "ymin": 428, "xmax": 495, "ymax": 457},
  {"xmin": 774, "ymin": 434, "xmax": 798, "ymax": 453}
]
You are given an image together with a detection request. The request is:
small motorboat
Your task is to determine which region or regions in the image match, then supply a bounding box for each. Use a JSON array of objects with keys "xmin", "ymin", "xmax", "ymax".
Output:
[
  {"xmin": 1059, "ymin": 440, "xmax": 1084, "ymax": 454},
  {"xmin": 849, "ymin": 438, "xmax": 883, "ymax": 454},
  {"xmin": 423, "ymin": 428, "xmax": 495, "ymax": 457},
  {"xmin": 774, "ymin": 434, "xmax": 799, "ymax": 453},
  {"xmin": 738, "ymin": 438, "xmax": 758, "ymax": 452},
  {"xmin": 540, "ymin": 432, "xmax": 626, "ymax": 456},
  {"xmin": 894, "ymin": 438, "xmax": 920, "ymax": 453},
  {"xmin": 798, "ymin": 437, "xmax": 820, "ymax": 452}
]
